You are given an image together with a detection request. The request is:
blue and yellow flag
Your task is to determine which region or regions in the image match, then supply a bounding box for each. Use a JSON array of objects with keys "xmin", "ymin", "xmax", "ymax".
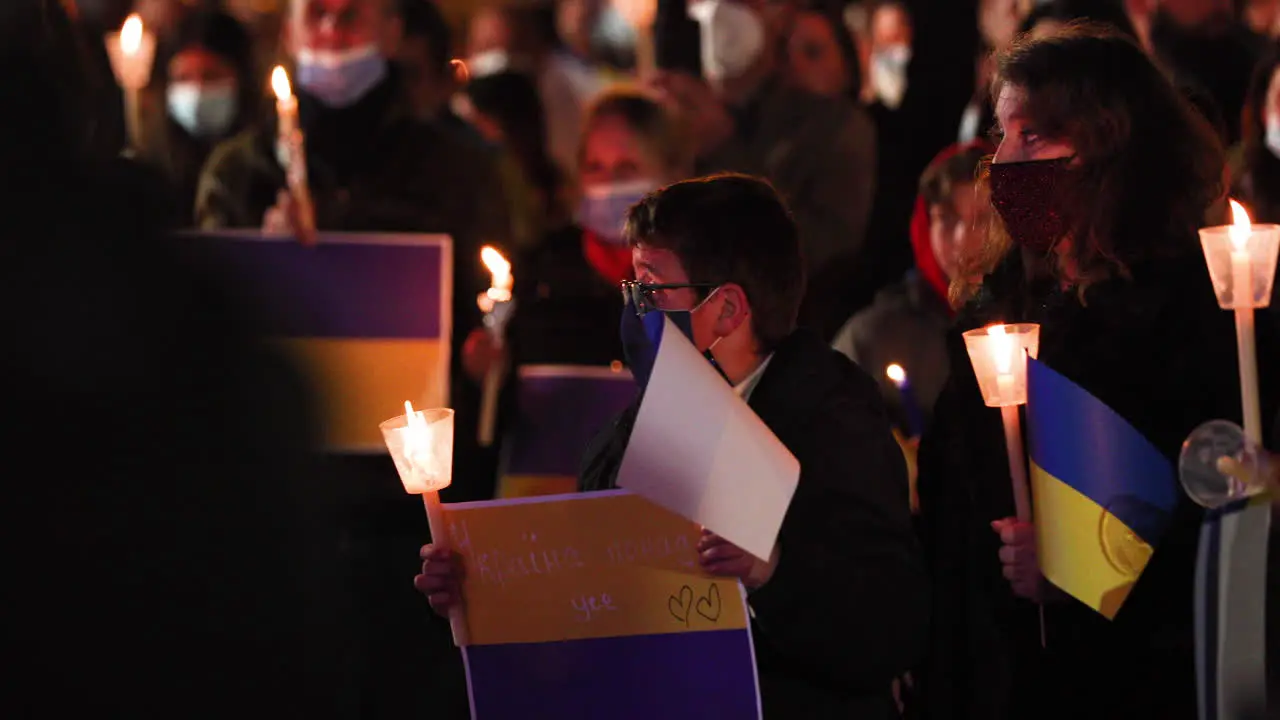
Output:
[
  {"xmin": 203, "ymin": 231, "xmax": 452, "ymax": 451},
  {"xmin": 450, "ymin": 491, "xmax": 761, "ymax": 719},
  {"xmin": 497, "ymin": 365, "xmax": 637, "ymax": 498},
  {"xmin": 1026, "ymin": 359, "xmax": 1177, "ymax": 619}
]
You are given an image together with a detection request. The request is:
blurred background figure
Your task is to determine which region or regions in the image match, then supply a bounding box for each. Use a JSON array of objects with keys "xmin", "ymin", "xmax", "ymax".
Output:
[
  {"xmin": 652, "ymin": 0, "xmax": 877, "ymax": 340},
  {"xmin": 833, "ymin": 141, "xmax": 992, "ymax": 436},
  {"xmin": 784, "ymin": 1, "xmax": 861, "ymax": 100},
  {"xmin": 454, "ymin": 69, "xmax": 571, "ymax": 249},
  {"xmin": 866, "ymin": 0, "xmax": 912, "ymax": 109},
  {"xmin": 2, "ymin": 0, "xmax": 348, "ymax": 714},
  {"xmin": 461, "ymin": 89, "xmax": 694, "ymax": 384},
  {"xmin": 395, "ymin": 0, "xmax": 465, "ymax": 126},
  {"xmin": 466, "ymin": 3, "xmax": 604, "ymax": 178},
  {"xmin": 139, "ymin": 8, "xmax": 259, "ymax": 224},
  {"xmin": 1138, "ymin": 0, "xmax": 1264, "ymax": 146}
]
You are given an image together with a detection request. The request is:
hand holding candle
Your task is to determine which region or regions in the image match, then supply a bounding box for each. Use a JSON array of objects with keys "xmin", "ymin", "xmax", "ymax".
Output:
[
  {"xmin": 963, "ymin": 322, "xmax": 1045, "ymax": 642},
  {"xmin": 271, "ymin": 66, "xmax": 317, "ymax": 246},
  {"xmin": 104, "ymin": 14, "xmax": 156, "ymax": 151},
  {"xmin": 477, "ymin": 247, "xmax": 516, "ymax": 447},
  {"xmin": 381, "ymin": 402, "xmax": 468, "ymax": 645}
]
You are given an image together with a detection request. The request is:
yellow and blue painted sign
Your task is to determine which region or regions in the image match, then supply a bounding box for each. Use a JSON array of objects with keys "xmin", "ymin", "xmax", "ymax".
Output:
[
  {"xmin": 1026, "ymin": 358, "xmax": 1177, "ymax": 619},
  {"xmin": 447, "ymin": 491, "xmax": 761, "ymax": 719},
  {"xmin": 498, "ymin": 365, "xmax": 637, "ymax": 498},
  {"xmin": 201, "ymin": 231, "xmax": 452, "ymax": 451}
]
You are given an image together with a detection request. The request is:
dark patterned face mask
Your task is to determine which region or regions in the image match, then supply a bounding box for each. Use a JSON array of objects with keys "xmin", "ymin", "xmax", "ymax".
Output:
[{"xmin": 989, "ymin": 157, "xmax": 1074, "ymax": 253}]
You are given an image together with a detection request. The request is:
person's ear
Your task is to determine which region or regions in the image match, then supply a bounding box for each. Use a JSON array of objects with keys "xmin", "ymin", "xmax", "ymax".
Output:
[{"xmin": 712, "ymin": 283, "xmax": 751, "ymax": 338}]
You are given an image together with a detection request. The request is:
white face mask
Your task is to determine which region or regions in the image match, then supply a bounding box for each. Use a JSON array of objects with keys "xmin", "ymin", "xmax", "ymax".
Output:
[
  {"xmin": 870, "ymin": 44, "xmax": 910, "ymax": 110},
  {"xmin": 167, "ymin": 81, "xmax": 238, "ymax": 139},
  {"xmin": 1266, "ymin": 114, "xmax": 1280, "ymax": 159},
  {"xmin": 688, "ymin": 0, "xmax": 765, "ymax": 83}
]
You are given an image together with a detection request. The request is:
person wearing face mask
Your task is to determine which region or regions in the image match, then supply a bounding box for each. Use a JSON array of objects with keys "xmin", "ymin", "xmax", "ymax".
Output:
[
  {"xmin": 915, "ymin": 24, "xmax": 1280, "ymax": 720},
  {"xmin": 647, "ymin": 0, "xmax": 877, "ymax": 341},
  {"xmin": 866, "ymin": 0, "xmax": 912, "ymax": 110},
  {"xmin": 460, "ymin": 90, "xmax": 692, "ymax": 389},
  {"xmin": 140, "ymin": 9, "xmax": 256, "ymax": 225},
  {"xmin": 420, "ymin": 173, "xmax": 927, "ymax": 717}
]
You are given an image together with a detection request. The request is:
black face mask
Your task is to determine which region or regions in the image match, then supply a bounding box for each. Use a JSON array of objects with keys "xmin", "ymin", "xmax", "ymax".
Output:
[{"xmin": 988, "ymin": 157, "xmax": 1074, "ymax": 253}]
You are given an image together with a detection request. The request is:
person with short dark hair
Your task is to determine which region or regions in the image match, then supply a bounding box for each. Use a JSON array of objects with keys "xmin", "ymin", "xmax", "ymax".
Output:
[{"xmin": 419, "ymin": 173, "xmax": 927, "ymax": 717}]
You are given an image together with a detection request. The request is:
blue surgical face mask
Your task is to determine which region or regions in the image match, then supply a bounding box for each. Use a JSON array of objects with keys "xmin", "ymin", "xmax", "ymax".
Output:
[
  {"xmin": 167, "ymin": 81, "xmax": 238, "ymax": 138},
  {"xmin": 578, "ymin": 178, "xmax": 660, "ymax": 244},
  {"xmin": 619, "ymin": 292, "xmax": 728, "ymax": 390},
  {"xmin": 296, "ymin": 44, "xmax": 388, "ymax": 109}
]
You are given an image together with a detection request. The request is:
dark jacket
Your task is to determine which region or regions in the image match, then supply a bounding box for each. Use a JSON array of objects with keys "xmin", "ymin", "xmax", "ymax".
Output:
[
  {"xmin": 699, "ymin": 80, "xmax": 877, "ymax": 340},
  {"xmin": 915, "ymin": 250, "xmax": 1280, "ymax": 719},
  {"xmin": 832, "ymin": 271, "xmax": 952, "ymax": 435},
  {"xmin": 580, "ymin": 329, "xmax": 927, "ymax": 717},
  {"xmin": 509, "ymin": 224, "xmax": 625, "ymax": 367}
]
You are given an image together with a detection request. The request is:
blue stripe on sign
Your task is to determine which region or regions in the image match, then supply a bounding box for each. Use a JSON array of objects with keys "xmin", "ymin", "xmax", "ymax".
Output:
[
  {"xmin": 504, "ymin": 372, "xmax": 637, "ymax": 476},
  {"xmin": 464, "ymin": 629, "xmax": 759, "ymax": 720},
  {"xmin": 1026, "ymin": 359, "xmax": 1177, "ymax": 545},
  {"xmin": 213, "ymin": 235, "xmax": 444, "ymax": 338}
]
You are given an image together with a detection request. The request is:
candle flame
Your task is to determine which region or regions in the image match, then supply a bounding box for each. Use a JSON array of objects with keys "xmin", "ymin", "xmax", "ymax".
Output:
[
  {"xmin": 988, "ymin": 324, "xmax": 1014, "ymax": 374},
  {"xmin": 481, "ymin": 246, "xmax": 510, "ymax": 276},
  {"xmin": 121, "ymin": 14, "xmax": 144, "ymax": 55},
  {"xmin": 481, "ymin": 246, "xmax": 513, "ymax": 300},
  {"xmin": 1229, "ymin": 198, "xmax": 1252, "ymax": 251},
  {"xmin": 886, "ymin": 363, "xmax": 906, "ymax": 387},
  {"xmin": 271, "ymin": 66, "xmax": 293, "ymax": 102}
]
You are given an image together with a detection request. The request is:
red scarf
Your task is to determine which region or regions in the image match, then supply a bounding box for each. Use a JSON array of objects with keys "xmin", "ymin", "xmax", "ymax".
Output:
[
  {"xmin": 582, "ymin": 229, "xmax": 634, "ymax": 285},
  {"xmin": 910, "ymin": 140, "xmax": 994, "ymax": 314}
]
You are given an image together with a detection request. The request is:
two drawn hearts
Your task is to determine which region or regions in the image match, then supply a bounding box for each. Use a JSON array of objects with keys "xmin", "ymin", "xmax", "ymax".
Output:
[{"xmin": 668, "ymin": 583, "xmax": 721, "ymax": 625}]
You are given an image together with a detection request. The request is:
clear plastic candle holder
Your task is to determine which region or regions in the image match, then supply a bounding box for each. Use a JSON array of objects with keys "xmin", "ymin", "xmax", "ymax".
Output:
[
  {"xmin": 1199, "ymin": 224, "xmax": 1280, "ymax": 310},
  {"xmin": 962, "ymin": 323, "xmax": 1041, "ymax": 408},
  {"xmin": 380, "ymin": 407, "xmax": 455, "ymax": 494}
]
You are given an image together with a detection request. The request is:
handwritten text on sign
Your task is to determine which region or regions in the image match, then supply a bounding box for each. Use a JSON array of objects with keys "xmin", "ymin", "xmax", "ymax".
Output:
[{"xmin": 446, "ymin": 491, "xmax": 749, "ymax": 646}]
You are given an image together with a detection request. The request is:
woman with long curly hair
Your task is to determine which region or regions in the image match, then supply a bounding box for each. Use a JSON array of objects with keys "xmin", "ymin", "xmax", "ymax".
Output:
[{"xmin": 915, "ymin": 22, "xmax": 1278, "ymax": 719}]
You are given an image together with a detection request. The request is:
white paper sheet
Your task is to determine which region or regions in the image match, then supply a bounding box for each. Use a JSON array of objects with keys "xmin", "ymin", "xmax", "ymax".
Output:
[{"xmin": 617, "ymin": 315, "xmax": 800, "ymax": 560}]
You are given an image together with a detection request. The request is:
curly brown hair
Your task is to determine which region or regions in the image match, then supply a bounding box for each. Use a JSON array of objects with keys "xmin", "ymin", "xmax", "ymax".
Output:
[{"xmin": 967, "ymin": 22, "xmax": 1224, "ymax": 297}]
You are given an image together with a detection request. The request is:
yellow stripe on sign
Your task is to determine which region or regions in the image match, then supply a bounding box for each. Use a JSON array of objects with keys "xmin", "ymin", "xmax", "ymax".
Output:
[
  {"xmin": 448, "ymin": 492, "xmax": 750, "ymax": 645},
  {"xmin": 1031, "ymin": 462, "xmax": 1154, "ymax": 620},
  {"xmin": 497, "ymin": 474, "xmax": 580, "ymax": 499},
  {"xmin": 279, "ymin": 338, "xmax": 448, "ymax": 451}
]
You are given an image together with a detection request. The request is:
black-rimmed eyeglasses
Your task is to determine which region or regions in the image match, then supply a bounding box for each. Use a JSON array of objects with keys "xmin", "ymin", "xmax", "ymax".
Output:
[{"xmin": 620, "ymin": 280, "xmax": 720, "ymax": 316}]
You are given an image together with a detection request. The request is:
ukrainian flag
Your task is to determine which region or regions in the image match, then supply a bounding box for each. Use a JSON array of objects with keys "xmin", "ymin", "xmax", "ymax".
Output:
[
  {"xmin": 497, "ymin": 365, "xmax": 637, "ymax": 498},
  {"xmin": 203, "ymin": 231, "xmax": 452, "ymax": 451},
  {"xmin": 1026, "ymin": 359, "xmax": 1178, "ymax": 619}
]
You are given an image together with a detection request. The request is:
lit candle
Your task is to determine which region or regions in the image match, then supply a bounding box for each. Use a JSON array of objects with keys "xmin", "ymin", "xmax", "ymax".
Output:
[
  {"xmin": 383, "ymin": 402, "xmax": 467, "ymax": 645},
  {"xmin": 271, "ymin": 66, "xmax": 316, "ymax": 245},
  {"xmin": 477, "ymin": 247, "xmax": 516, "ymax": 447},
  {"xmin": 886, "ymin": 363, "xmax": 925, "ymax": 438},
  {"xmin": 988, "ymin": 324, "xmax": 1018, "ymax": 407},
  {"xmin": 1227, "ymin": 200, "xmax": 1262, "ymax": 445},
  {"xmin": 104, "ymin": 14, "xmax": 156, "ymax": 151},
  {"xmin": 1192, "ymin": 198, "xmax": 1280, "ymax": 718}
]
